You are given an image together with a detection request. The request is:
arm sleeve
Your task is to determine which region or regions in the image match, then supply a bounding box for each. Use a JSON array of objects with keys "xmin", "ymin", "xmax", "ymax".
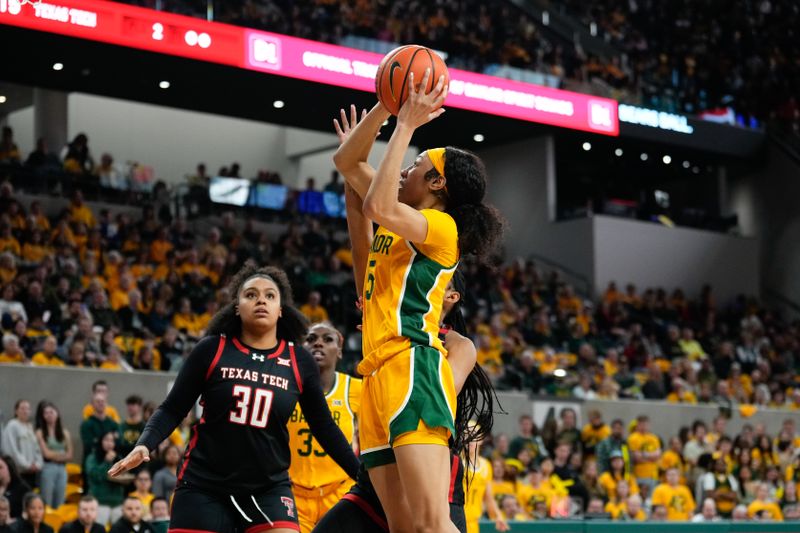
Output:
[
  {"xmin": 295, "ymin": 348, "xmax": 360, "ymax": 480},
  {"xmin": 137, "ymin": 336, "xmax": 219, "ymax": 451}
]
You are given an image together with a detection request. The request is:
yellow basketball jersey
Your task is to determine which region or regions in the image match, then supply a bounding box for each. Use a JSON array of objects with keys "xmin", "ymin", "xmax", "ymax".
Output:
[
  {"xmin": 464, "ymin": 456, "xmax": 492, "ymax": 521},
  {"xmin": 358, "ymin": 209, "xmax": 458, "ymax": 375},
  {"xmin": 288, "ymin": 372, "xmax": 362, "ymax": 488}
]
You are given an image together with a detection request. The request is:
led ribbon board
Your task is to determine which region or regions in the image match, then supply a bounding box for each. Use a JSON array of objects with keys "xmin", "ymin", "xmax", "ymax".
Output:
[{"xmin": 1, "ymin": 0, "xmax": 619, "ymax": 135}]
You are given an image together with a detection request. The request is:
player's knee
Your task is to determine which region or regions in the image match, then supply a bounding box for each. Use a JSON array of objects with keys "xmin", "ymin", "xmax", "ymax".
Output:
[{"xmin": 410, "ymin": 504, "xmax": 451, "ymax": 533}]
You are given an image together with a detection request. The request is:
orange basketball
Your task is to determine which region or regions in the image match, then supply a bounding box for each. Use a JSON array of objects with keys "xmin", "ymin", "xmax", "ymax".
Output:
[{"xmin": 375, "ymin": 45, "xmax": 449, "ymax": 116}]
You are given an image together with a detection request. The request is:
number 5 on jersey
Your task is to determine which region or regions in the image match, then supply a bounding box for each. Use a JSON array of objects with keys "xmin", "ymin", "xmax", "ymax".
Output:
[{"xmin": 229, "ymin": 385, "xmax": 274, "ymax": 428}]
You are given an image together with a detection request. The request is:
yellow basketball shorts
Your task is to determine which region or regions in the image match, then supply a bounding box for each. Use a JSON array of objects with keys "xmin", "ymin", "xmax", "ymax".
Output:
[
  {"xmin": 293, "ymin": 479, "xmax": 353, "ymax": 533},
  {"xmin": 359, "ymin": 345, "xmax": 457, "ymax": 468}
]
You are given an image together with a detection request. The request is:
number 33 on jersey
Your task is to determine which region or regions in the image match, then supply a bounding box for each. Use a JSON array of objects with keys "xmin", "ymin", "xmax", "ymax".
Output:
[{"xmin": 287, "ymin": 372, "xmax": 361, "ymax": 488}]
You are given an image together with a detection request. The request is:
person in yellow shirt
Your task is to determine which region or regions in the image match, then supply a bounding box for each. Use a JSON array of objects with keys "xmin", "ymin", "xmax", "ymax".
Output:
[
  {"xmin": 99, "ymin": 345, "xmax": 125, "ymax": 371},
  {"xmin": 651, "ymin": 468, "xmax": 696, "ymax": 521},
  {"xmin": 517, "ymin": 467, "xmax": 554, "ymax": 517},
  {"xmin": 628, "ymin": 415, "xmax": 661, "ymax": 494},
  {"xmin": 603, "ymin": 281, "xmax": 621, "ymax": 304},
  {"xmin": 581, "ymin": 410, "xmax": 611, "ymax": 459},
  {"xmin": 149, "ymin": 228, "xmax": 173, "ymax": 264},
  {"xmin": 31, "ymin": 336, "xmax": 64, "ymax": 366},
  {"xmin": 129, "ymin": 470, "xmax": 155, "ymax": 519},
  {"xmin": 172, "ymin": 298, "xmax": 201, "ymax": 338},
  {"xmin": 299, "ymin": 291, "xmax": 329, "ymax": 324},
  {"xmin": 498, "ymin": 494, "xmax": 528, "ymax": 521},
  {"xmin": 0, "ymin": 225, "xmax": 21, "ymax": 257},
  {"xmin": 604, "ymin": 479, "xmax": 633, "ymax": 518},
  {"xmin": 109, "ymin": 274, "xmax": 135, "ymax": 311},
  {"xmin": 658, "ymin": 436, "xmax": 687, "ymax": 482},
  {"xmin": 21, "ymin": 230, "xmax": 51, "ymax": 265},
  {"xmin": 130, "ymin": 251, "xmax": 154, "ymax": 280},
  {"xmin": 0, "ymin": 252, "xmax": 17, "ymax": 285},
  {"xmin": 29, "ymin": 201, "xmax": 51, "ymax": 232},
  {"xmin": 0, "ymin": 332, "xmax": 26, "ymax": 363},
  {"xmin": 288, "ymin": 323, "xmax": 362, "ymax": 533},
  {"xmin": 624, "ymin": 494, "xmax": 647, "ymax": 521},
  {"xmin": 599, "ymin": 451, "xmax": 639, "ymax": 501},
  {"xmin": 81, "ymin": 380, "xmax": 121, "ymax": 422},
  {"xmin": 666, "ymin": 379, "xmax": 697, "ymax": 404},
  {"xmin": 678, "ymin": 328, "xmax": 707, "ymax": 360},
  {"xmin": 68, "ymin": 190, "xmax": 96, "ymax": 228},
  {"xmin": 464, "ymin": 440, "xmax": 507, "ymax": 533},
  {"xmin": 557, "ymin": 285, "xmax": 582, "ymax": 315},
  {"xmin": 747, "ymin": 483, "xmax": 784, "ymax": 521}
]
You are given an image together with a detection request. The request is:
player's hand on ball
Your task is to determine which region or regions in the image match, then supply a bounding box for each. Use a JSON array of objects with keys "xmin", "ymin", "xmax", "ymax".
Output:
[
  {"xmin": 333, "ymin": 104, "xmax": 368, "ymax": 144},
  {"xmin": 397, "ymin": 68, "xmax": 448, "ymax": 129},
  {"xmin": 108, "ymin": 445, "xmax": 150, "ymax": 477}
]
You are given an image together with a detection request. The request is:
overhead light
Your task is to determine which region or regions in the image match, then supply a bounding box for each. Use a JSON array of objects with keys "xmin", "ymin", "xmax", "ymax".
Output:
[
  {"xmin": 52, "ymin": 63, "xmax": 64, "ymax": 71},
  {"xmin": 273, "ymin": 100, "xmax": 285, "ymax": 109},
  {"xmin": 662, "ymin": 155, "xmax": 672, "ymax": 164},
  {"xmin": 159, "ymin": 81, "xmax": 170, "ymax": 89},
  {"xmin": 640, "ymin": 153, "xmax": 648, "ymax": 161},
  {"xmin": 554, "ymin": 368, "xmax": 567, "ymax": 378},
  {"xmin": 692, "ymin": 166, "xmax": 700, "ymax": 174},
  {"xmin": 0, "ymin": 96, "xmax": 6, "ymax": 104},
  {"xmin": 614, "ymin": 148, "xmax": 623, "ymax": 156},
  {"xmin": 473, "ymin": 133, "xmax": 485, "ymax": 142},
  {"xmin": 582, "ymin": 142, "xmax": 591, "ymax": 151},
  {"xmin": 682, "ymin": 160, "xmax": 690, "ymax": 169}
]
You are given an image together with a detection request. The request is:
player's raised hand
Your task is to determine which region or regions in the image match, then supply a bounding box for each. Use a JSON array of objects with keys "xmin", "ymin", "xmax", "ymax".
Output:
[
  {"xmin": 108, "ymin": 445, "xmax": 150, "ymax": 477},
  {"xmin": 333, "ymin": 104, "xmax": 369, "ymax": 145},
  {"xmin": 397, "ymin": 69, "xmax": 448, "ymax": 129}
]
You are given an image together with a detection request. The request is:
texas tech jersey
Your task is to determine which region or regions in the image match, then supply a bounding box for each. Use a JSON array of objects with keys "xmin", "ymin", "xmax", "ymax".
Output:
[{"xmin": 138, "ymin": 335, "xmax": 359, "ymax": 494}]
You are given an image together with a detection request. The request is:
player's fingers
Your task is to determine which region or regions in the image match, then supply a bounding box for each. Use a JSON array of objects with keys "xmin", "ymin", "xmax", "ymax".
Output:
[
  {"xmin": 439, "ymin": 83, "xmax": 449, "ymax": 103},
  {"xmin": 428, "ymin": 108, "xmax": 446, "ymax": 121},
  {"xmin": 408, "ymin": 71, "xmax": 416, "ymax": 96},
  {"xmin": 361, "ymin": 109, "xmax": 368, "ymax": 120},
  {"xmin": 350, "ymin": 104, "xmax": 358, "ymax": 127},
  {"xmin": 339, "ymin": 108, "xmax": 349, "ymax": 129},
  {"xmin": 420, "ymin": 68, "xmax": 432, "ymax": 95},
  {"xmin": 333, "ymin": 119, "xmax": 344, "ymax": 138},
  {"xmin": 433, "ymin": 74, "xmax": 446, "ymax": 96}
]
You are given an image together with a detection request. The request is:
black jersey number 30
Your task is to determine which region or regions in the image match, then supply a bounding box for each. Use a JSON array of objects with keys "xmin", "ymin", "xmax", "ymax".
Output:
[{"xmin": 229, "ymin": 384, "xmax": 274, "ymax": 428}]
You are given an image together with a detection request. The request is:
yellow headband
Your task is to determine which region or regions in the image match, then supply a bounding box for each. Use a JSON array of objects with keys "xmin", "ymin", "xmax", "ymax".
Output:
[{"xmin": 427, "ymin": 147, "xmax": 446, "ymax": 177}]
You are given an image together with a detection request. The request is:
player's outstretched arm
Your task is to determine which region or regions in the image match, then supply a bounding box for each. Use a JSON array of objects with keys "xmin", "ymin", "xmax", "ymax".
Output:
[
  {"xmin": 333, "ymin": 103, "xmax": 390, "ymax": 199},
  {"xmin": 363, "ymin": 69, "xmax": 448, "ymax": 243},
  {"xmin": 443, "ymin": 329, "xmax": 477, "ymax": 395}
]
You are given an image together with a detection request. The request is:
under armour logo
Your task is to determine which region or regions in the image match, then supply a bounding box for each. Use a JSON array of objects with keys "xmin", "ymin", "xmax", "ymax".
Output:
[
  {"xmin": 252, "ymin": 353, "xmax": 265, "ymax": 362},
  {"xmin": 281, "ymin": 496, "xmax": 295, "ymax": 518},
  {"xmin": 277, "ymin": 357, "xmax": 290, "ymax": 367}
]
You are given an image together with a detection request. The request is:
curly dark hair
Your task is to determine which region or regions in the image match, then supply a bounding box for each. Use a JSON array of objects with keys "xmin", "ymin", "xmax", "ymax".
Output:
[
  {"xmin": 427, "ymin": 147, "xmax": 505, "ymax": 262},
  {"xmin": 206, "ymin": 262, "xmax": 309, "ymax": 344}
]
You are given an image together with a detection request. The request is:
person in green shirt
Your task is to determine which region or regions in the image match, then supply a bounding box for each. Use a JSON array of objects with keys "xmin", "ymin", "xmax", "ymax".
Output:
[{"xmin": 85, "ymin": 431, "xmax": 125, "ymax": 527}]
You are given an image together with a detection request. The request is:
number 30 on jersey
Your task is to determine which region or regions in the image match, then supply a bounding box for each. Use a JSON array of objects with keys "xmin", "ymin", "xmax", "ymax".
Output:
[{"xmin": 229, "ymin": 385, "xmax": 274, "ymax": 428}]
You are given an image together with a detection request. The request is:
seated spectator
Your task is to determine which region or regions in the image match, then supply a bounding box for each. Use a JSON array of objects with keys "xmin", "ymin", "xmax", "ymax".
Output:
[
  {"xmin": 12, "ymin": 493, "xmax": 53, "ymax": 533},
  {"xmin": 692, "ymin": 497, "xmax": 721, "ymax": 522},
  {"xmin": 148, "ymin": 498, "xmax": 169, "ymax": 533},
  {"xmin": 58, "ymin": 495, "xmax": 106, "ymax": 533},
  {"xmin": 0, "ymin": 495, "xmax": 10, "ymax": 532},
  {"xmin": 24, "ymin": 138, "xmax": 61, "ymax": 175},
  {"xmin": 599, "ymin": 451, "xmax": 639, "ymax": 501},
  {"xmin": 128, "ymin": 470, "xmax": 154, "ymax": 519},
  {"xmin": 666, "ymin": 378, "xmax": 697, "ymax": 404},
  {"xmin": 85, "ymin": 432, "xmax": 124, "ymax": 527},
  {"xmin": 68, "ymin": 191, "xmax": 96, "ymax": 228},
  {"xmin": 171, "ymin": 298, "xmax": 200, "ymax": 338},
  {"xmin": 31, "ymin": 336, "xmax": 63, "ymax": 367},
  {"xmin": 747, "ymin": 482, "xmax": 784, "ymax": 521},
  {"xmin": 152, "ymin": 445, "xmax": 180, "ymax": 501},
  {"xmin": 580, "ymin": 410, "xmax": 610, "ymax": 459},
  {"xmin": 96, "ymin": 153, "xmax": 127, "ymax": 190},
  {"xmin": 0, "ymin": 127, "xmax": 21, "ymax": 165},
  {"xmin": 623, "ymin": 494, "xmax": 647, "ymax": 521},
  {"xmin": 0, "ymin": 456, "xmax": 30, "ymax": 520},
  {"xmin": 33, "ymin": 401, "xmax": 72, "ymax": 508},
  {"xmin": 0, "ymin": 255, "xmax": 17, "ymax": 286},
  {"xmin": 650, "ymin": 504, "xmax": 669, "ymax": 521},
  {"xmin": 0, "ymin": 334, "xmax": 26, "ymax": 364},
  {"xmin": 499, "ymin": 494, "xmax": 528, "ymax": 521},
  {"xmin": 0, "ymin": 285, "xmax": 27, "ymax": 325},
  {"xmin": 61, "ymin": 133, "xmax": 94, "ymax": 175},
  {"xmin": 109, "ymin": 497, "xmax": 154, "ymax": 533},
  {"xmin": 732, "ymin": 504, "xmax": 750, "ymax": 521},
  {"xmin": 200, "ymin": 228, "xmax": 228, "ymax": 263},
  {"xmin": 299, "ymin": 291, "xmax": 329, "ymax": 323},
  {"xmin": 651, "ymin": 467, "xmax": 696, "ymax": 521}
]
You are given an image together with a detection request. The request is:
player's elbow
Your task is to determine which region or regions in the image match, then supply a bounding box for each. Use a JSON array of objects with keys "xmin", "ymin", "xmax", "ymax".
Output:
[{"xmin": 333, "ymin": 148, "xmax": 355, "ymax": 173}]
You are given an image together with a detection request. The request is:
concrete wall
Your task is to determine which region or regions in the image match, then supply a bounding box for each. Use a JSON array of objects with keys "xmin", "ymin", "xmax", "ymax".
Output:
[{"xmin": 592, "ymin": 215, "xmax": 760, "ymax": 304}]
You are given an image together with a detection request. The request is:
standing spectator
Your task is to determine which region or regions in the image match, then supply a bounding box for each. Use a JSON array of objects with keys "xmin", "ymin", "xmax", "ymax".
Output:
[
  {"xmin": 0, "ymin": 455, "xmax": 30, "ymax": 519},
  {"xmin": 118, "ymin": 396, "xmax": 144, "ymax": 456},
  {"xmin": 296, "ymin": 177, "xmax": 324, "ymax": 214},
  {"xmin": 85, "ymin": 432, "xmax": 124, "ymax": 527},
  {"xmin": 599, "ymin": 450, "xmax": 639, "ymax": 501},
  {"xmin": 651, "ymin": 467, "xmax": 696, "ymax": 521},
  {"xmin": 699, "ymin": 458, "xmax": 739, "ymax": 518},
  {"xmin": 628, "ymin": 415, "xmax": 661, "ymax": 494},
  {"xmin": 95, "ymin": 154, "xmax": 127, "ymax": 191},
  {"xmin": 692, "ymin": 498, "xmax": 721, "ymax": 522},
  {"xmin": 109, "ymin": 497, "xmax": 154, "ymax": 533},
  {"xmin": 151, "ymin": 445, "xmax": 179, "ymax": 502},
  {"xmin": 556, "ymin": 408, "xmax": 581, "ymax": 451},
  {"xmin": 34, "ymin": 402, "xmax": 72, "ymax": 508},
  {"xmin": 581, "ymin": 410, "xmax": 610, "ymax": 460},
  {"xmin": 25, "ymin": 138, "xmax": 61, "ymax": 176},
  {"xmin": 81, "ymin": 381, "xmax": 121, "ymax": 422},
  {"xmin": 58, "ymin": 495, "xmax": 106, "ymax": 533},
  {"xmin": 324, "ymin": 170, "xmax": 344, "ymax": 195},
  {"xmin": 67, "ymin": 191, "xmax": 96, "ymax": 229},
  {"xmin": 79, "ymin": 394, "xmax": 119, "ymax": 484},
  {"xmin": 299, "ymin": 291, "xmax": 329, "ymax": 323},
  {"xmin": 1, "ymin": 401, "xmax": 42, "ymax": 489},
  {"xmin": 596, "ymin": 419, "xmax": 629, "ymax": 473},
  {"xmin": 11, "ymin": 493, "xmax": 53, "ymax": 533}
]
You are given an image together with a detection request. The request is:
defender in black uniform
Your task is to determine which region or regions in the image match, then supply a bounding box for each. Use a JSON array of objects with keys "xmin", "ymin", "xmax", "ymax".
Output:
[{"xmin": 109, "ymin": 265, "xmax": 359, "ymax": 533}]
